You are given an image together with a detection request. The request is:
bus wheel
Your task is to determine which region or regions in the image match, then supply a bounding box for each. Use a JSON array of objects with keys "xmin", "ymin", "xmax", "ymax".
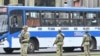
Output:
[
  {"xmin": 3, "ymin": 48, "xmax": 13, "ymax": 54},
  {"xmin": 90, "ymin": 36, "xmax": 96, "ymax": 50},
  {"xmin": 81, "ymin": 36, "xmax": 97, "ymax": 51},
  {"xmin": 27, "ymin": 39, "xmax": 35, "ymax": 53}
]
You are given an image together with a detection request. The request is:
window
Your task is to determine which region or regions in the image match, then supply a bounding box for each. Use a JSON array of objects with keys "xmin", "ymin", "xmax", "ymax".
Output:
[
  {"xmin": 85, "ymin": 12, "xmax": 98, "ymax": 26},
  {"xmin": 73, "ymin": 0, "xmax": 80, "ymax": 7},
  {"xmin": 41, "ymin": 12, "xmax": 55, "ymax": 19},
  {"xmin": 98, "ymin": 12, "xmax": 100, "ymax": 25},
  {"xmin": 10, "ymin": 10, "xmax": 23, "ymax": 28},
  {"xmin": 10, "ymin": 10, "xmax": 23, "ymax": 33},
  {"xmin": 18, "ymin": 0, "xmax": 25, "ymax": 6},
  {"xmin": 4, "ymin": 0, "xmax": 9, "ymax": 5},
  {"xmin": 26, "ymin": 11, "xmax": 40, "ymax": 27},
  {"xmin": 0, "ymin": 14, "xmax": 8, "ymax": 33},
  {"xmin": 55, "ymin": 12, "xmax": 70, "ymax": 26},
  {"xmin": 71, "ymin": 12, "xmax": 84, "ymax": 26},
  {"xmin": 35, "ymin": 0, "xmax": 55, "ymax": 6},
  {"xmin": 41, "ymin": 11, "xmax": 56, "ymax": 26},
  {"xmin": 25, "ymin": 10, "xmax": 100, "ymax": 27}
]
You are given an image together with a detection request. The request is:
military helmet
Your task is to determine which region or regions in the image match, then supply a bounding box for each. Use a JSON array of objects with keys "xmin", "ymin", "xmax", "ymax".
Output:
[
  {"xmin": 85, "ymin": 27, "xmax": 89, "ymax": 33},
  {"xmin": 22, "ymin": 25, "xmax": 28, "ymax": 29},
  {"xmin": 58, "ymin": 28, "xmax": 62, "ymax": 33},
  {"xmin": 85, "ymin": 31, "xmax": 88, "ymax": 33}
]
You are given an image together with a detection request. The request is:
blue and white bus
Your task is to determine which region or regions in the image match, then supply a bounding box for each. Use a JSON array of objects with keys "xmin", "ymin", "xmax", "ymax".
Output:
[{"xmin": 0, "ymin": 6, "xmax": 100, "ymax": 53}]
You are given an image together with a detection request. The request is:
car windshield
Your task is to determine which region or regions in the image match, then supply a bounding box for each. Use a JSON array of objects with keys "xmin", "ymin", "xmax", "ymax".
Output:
[{"xmin": 0, "ymin": 14, "xmax": 8, "ymax": 33}]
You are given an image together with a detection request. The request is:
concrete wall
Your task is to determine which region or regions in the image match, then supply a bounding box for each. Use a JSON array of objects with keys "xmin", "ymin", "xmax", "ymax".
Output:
[
  {"xmin": 25, "ymin": 0, "xmax": 34, "ymax": 6},
  {"xmin": 82, "ymin": 0, "xmax": 98, "ymax": 7},
  {"xmin": 55, "ymin": 0, "xmax": 62, "ymax": 7},
  {"xmin": 10, "ymin": 0, "xmax": 18, "ymax": 4},
  {"xmin": 0, "ymin": 0, "xmax": 4, "ymax": 5}
]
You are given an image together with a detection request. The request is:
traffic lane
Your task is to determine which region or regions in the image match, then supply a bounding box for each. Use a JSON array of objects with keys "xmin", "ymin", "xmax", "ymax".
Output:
[
  {"xmin": 0, "ymin": 47, "xmax": 100, "ymax": 56},
  {"xmin": 0, "ymin": 47, "xmax": 88, "ymax": 54},
  {"xmin": 0, "ymin": 48, "xmax": 100, "ymax": 54},
  {"xmin": 0, "ymin": 52, "xmax": 100, "ymax": 56}
]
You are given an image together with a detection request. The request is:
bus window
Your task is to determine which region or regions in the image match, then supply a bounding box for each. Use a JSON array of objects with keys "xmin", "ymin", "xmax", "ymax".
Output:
[
  {"xmin": 41, "ymin": 11, "xmax": 55, "ymax": 19},
  {"xmin": 56, "ymin": 12, "xmax": 69, "ymax": 19},
  {"xmin": 0, "ymin": 7, "xmax": 8, "ymax": 36},
  {"xmin": 98, "ymin": 12, "xmax": 100, "ymax": 25},
  {"xmin": 56, "ymin": 20, "xmax": 70, "ymax": 26},
  {"xmin": 41, "ymin": 11, "xmax": 55, "ymax": 26},
  {"xmin": 55, "ymin": 12, "xmax": 70, "ymax": 26},
  {"xmin": 85, "ymin": 12, "xmax": 98, "ymax": 26},
  {"xmin": 10, "ymin": 10, "xmax": 23, "ymax": 33},
  {"xmin": 0, "ymin": 14, "xmax": 8, "ymax": 33},
  {"xmin": 26, "ymin": 11, "xmax": 40, "ymax": 27},
  {"xmin": 71, "ymin": 12, "xmax": 84, "ymax": 26}
]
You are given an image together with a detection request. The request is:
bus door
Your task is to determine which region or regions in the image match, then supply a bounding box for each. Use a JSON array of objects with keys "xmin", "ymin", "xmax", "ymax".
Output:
[{"xmin": 9, "ymin": 10, "xmax": 24, "ymax": 34}]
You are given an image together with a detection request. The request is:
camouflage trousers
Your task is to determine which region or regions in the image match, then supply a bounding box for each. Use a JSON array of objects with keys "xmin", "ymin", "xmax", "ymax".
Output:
[
  {"xmin": 84, "ymin": 42, "xmax": 90, "ymax": 56},
  {"xmin": 56, "ymin": 45, "xmax": 63, "ymax": 56},
  {"xmin": 21, "ymin": 43, "xmax": 28, "ymax": 56}
]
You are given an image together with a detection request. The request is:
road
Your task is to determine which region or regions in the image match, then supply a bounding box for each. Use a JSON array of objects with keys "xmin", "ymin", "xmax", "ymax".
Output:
[
  {"xmin": 0, "ymin": 47, "xmax": 100, "ymax": 56},
  {"xmin": 0, "ymin": 51, "xmax": 100, "ymax": 56}
]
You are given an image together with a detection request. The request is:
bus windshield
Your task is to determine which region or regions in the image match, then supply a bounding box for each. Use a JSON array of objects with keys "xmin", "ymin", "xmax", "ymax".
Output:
[{"xmin": 0, "ymin": 14, "xmax": 8, "ymax": 33}]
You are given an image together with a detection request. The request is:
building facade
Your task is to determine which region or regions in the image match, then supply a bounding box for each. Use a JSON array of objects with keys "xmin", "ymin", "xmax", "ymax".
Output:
[
  {"xmin": 62, "ymin": 0, "xmax": 100, "ymax": 7},
  {"xmin": 81, "ymin": 0, "xmax": 99, "ymax": 7},
  {"xmin": 0, "ymin": 0, "xmax": 55, "ymax": 6},
  {"xmin": 0, "ymin": 0, "xmax": 100, "ymax": 7}
]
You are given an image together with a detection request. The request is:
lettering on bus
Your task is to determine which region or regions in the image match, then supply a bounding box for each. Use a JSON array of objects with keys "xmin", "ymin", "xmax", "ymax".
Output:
[
  {"xmin": 38, "ymin": 28, "xmax": 42, "ymax": 30},
  {"xmin": 74, "ymin": 27, "xmax": 77, "ymax": 30},
  {"xmin": 48, "ymin": 27, "xmax": 55, "ymax": 30},
  {"xmin": 83, "ymin": 28, "xmax": 85, "ymax": 30},
  {"xmin": 83, "ymin": 27, "xmax": 89, "ymax": 30},
  {"xmin": 74, "ymin": 31, "xmax": 84, "ymax": 37},
  {"xmin": 97, "ymin": 27, "xmax": 100, "ymax": 30},
  {"xmin": 61, "ymin": 27, "xmax": 69, "ymax": 30},
  {"xmin": 95, "ymin": 27, "xmax": 100, "ymax": 30}
]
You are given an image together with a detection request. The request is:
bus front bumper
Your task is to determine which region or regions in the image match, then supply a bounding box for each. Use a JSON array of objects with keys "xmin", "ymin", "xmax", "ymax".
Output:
[{"xmin": 0, "ymin": 41, "xmax": 9, "ymax": 47}]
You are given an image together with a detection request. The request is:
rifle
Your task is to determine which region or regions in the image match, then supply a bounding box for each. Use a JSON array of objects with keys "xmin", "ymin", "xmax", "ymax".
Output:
[
  {"xmin": 19, "ymin": 32, "xmax": 25, "ymax": 43},
  {"xmin": 19, "ymin": 36, "xmax": 24, "ymax": 43}
]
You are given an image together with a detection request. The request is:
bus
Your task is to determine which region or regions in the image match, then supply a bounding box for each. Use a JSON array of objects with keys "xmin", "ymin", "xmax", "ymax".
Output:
[{"xmin": 0, "ymin": 6, "xmax": 100, "ymax": 53}]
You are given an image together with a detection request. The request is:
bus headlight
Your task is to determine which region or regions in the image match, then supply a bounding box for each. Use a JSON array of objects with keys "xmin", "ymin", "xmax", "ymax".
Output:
[
  {"xmin": 0, "ymin": 38, "xmax": 7, "ymax": 42},
  {"xmin": 1, "ymin": 39, "xmax": 3, "ymax": 42},
  {"xmin": 3, "ymin": 38, "xmax": 7, "ymax": 41},
  {"xmin": 4, "ymin": 38, "xmax": 7, "ymax": 40}
]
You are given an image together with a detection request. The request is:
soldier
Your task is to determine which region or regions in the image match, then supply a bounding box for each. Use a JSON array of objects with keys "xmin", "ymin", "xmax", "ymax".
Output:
[
  {"xmin": 81, "ymin": 30, "xmax": 92, "ymax": 56},
  {"xmin": 53, "ymin": 28, "xmax": 64, "ymax": 56},
  {"xmin": 19, "ymin": 25, "xmax": 30, "ymax": 56}
]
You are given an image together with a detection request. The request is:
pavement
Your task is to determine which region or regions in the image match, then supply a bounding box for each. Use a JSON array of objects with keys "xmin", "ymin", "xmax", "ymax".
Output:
[{"xmin": 0, "ymin": 47, "xmax": 100, "ymax": 56}]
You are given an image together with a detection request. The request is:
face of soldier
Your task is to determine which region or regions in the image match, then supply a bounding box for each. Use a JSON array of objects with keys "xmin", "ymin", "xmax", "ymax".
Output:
[{"xmin": 23, "ymin": 27, "xmax": 28, "ymax": 32}]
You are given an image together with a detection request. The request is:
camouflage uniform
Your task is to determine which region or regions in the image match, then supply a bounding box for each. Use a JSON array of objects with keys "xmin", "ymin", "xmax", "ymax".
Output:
[
  {"xmin": 81, "ymin": 31, "xmax": 91, "ymax": 56},
  {"xmin": 53, "ymin": 29, "xmax": 64, "ymax": 56},
  {"xmin": 19, "ymin": 26, "xmax": 30, "ymax": 56}
]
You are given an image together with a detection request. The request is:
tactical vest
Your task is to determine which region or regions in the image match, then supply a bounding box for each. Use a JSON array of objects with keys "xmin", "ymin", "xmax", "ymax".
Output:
[{"xmin": 85, "ymin": 34, "xmax": 92, "ymax": 42}]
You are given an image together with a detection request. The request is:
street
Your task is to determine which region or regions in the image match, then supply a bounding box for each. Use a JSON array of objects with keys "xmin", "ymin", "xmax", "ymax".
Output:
[
  {"xmin": 0, "ymin": 51, "xmax": 100, "ymax": 56},
  {"xmin": 0, "ymin": 47, "xmax": 100, "ymax": 56}
]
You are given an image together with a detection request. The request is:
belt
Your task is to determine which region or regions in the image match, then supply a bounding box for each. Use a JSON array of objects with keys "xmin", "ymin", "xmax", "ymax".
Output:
[
  {"xmin": 22, "ymin": 41, "xmax": 28, "ymax": 43},
  {"xmin": 85, "ymin": 41, "xmax": 89, "ymax": 42}
]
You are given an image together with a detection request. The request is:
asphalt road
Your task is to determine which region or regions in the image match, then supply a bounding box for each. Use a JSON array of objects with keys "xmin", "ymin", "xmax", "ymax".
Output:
[
  {"xmin": 0, "ymin": 47, "xmax": 100, "ymax": 56},
  {"xmin": 0, "ymin": 52, "xmax": 100, "ymax": 56}
]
